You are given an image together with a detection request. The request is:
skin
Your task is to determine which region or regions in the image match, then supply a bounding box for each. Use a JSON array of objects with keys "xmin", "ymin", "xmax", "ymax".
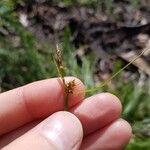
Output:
[{"xmin": 0, "ymin": 77, "xmax": 132, "ymax": 150}]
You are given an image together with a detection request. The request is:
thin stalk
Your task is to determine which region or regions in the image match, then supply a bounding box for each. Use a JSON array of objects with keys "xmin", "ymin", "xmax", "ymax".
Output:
[
  {"xmin": 85, "ymin": 47, "xmax": 149, "ymax": 94},
  {"xmin": 65, "ymin": 93, "xmax": 69, "ymax": 111}
]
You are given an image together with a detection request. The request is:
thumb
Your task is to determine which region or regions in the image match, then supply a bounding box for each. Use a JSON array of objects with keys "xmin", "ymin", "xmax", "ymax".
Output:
[
  {"xmin": 2, "ymin": 112, "xmax": 83, "ymax": 150},
  {"xmin": 41, "ymin": 111, "xmax": 83, "ymax": 149}
]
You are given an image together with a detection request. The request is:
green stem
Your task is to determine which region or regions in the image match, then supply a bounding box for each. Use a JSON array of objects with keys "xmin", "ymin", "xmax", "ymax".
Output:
[
  {"xmin": 64, "ymin": 93, "xmax": 69, "ymax": 111},
  {"xmin": 85, "ymin": 47, "xmax": 149, "ymax": 94}
]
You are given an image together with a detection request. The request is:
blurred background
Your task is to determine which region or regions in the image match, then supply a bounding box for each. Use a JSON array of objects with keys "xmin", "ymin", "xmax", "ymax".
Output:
[{"xmin": 0, "ymin": 0, "xmax": 150, "ymax": 149}]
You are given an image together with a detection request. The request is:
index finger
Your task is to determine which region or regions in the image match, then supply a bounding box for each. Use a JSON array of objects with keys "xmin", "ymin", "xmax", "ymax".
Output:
[{"xmin": 0, "ymin": 77, "xmax": 85, "ymax": 136}]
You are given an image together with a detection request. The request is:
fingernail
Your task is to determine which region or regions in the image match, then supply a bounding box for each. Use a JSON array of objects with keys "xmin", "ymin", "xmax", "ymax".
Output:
[{"xmin": 40, "ymin": 111, "xmax": 83, "ymax": 150}]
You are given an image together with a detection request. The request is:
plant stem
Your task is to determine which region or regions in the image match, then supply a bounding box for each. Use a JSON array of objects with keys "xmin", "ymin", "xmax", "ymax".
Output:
[
  {"xmin": 64, "ymin": 93, "xmax": 69, "ymax": 111},
  {"xmin": 85, "ymin": 47, "xmax": 149, "ymax": 94}
]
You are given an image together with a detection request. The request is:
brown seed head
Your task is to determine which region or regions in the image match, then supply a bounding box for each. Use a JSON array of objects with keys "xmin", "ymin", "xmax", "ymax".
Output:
[{"xmin": 65, "ymin": 79, "xmax": 76, "ymax": 94}]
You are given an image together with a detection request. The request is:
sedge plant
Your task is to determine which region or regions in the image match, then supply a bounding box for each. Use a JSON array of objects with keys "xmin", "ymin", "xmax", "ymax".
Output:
[{"xmin": 54, "ymin": 44, "xmax": 150, "ymax": 111}]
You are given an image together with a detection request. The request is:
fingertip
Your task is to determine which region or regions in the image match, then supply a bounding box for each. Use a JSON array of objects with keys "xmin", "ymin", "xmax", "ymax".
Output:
[
  {"xmin": 40, "ymin": 111, "xmax": 83, "ymax": 150},
  {"xmin": 116, "ymin": 119, "xmax": 132, "ymax": 144},
  {"xmin": 81, "ymin": 118, "xmax": 132, "ymax": 150},
  {"xmin": 99, "ymin": 92, "xmax": 122, "ymax": 113},
  {"xmin": 71, "ymin": 92, "xmax": 122, "ymax": 135},
  {"xmin": 104, "ymin": 118, "xmax": 132, "ymax": 149},
  {"xmin": 23, "ymin": 77, "xmax": 85, "ymax": 119}
]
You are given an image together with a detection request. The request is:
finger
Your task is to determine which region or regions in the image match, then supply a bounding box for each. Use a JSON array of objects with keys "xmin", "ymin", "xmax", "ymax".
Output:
[
  {"xmin": 0, "ymin": 121, "xmax": 41, "ymax": 149},
  {"xmin": 71, "ymin": 93, "xmax": 122, "ymax": 135},
  {"xmin": 2, "ymin": 112, "xmax": 83, "ymax": 150},
  {"xmin": 80, "ymin": 119, "xmax": 132, "ymax": 150},
  {"xmin": 0, "ymin": 77, "xmax": 85, "ymax": 135}
]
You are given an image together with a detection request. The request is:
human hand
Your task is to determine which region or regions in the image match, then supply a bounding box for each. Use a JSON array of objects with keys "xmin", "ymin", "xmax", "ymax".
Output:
[{"xmin": 0, "ymin": 77, "xmax": 132, "ymax": 150}]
